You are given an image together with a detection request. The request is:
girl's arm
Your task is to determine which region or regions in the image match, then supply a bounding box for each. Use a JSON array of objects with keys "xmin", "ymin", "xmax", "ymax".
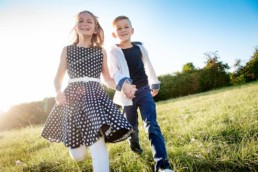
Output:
[
  {"xmin": 101, "ymin": 48, "xmax": 116, "ymax": 89},
  {"xmin": 105, "ymin": 48, "xmax": 136, "ymax": 98},
  {"xmin": 54, "ymin": 47, "xmax": 67, "ymax": 105},
  {"xmin": 102, "ymin": 48, "xmax": 136, "ymax": 98}
]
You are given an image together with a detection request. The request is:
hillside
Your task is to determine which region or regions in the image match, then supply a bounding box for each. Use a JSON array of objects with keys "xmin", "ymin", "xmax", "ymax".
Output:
[{"xmin": 0, "ymin": 82, "xmax": 257, "ymax": 172}]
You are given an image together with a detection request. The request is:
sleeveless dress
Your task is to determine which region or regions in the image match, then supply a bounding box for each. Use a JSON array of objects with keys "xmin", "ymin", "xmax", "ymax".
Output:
[{"xmin": 41, "ymin": 45, "xmax": 133, "ymax": 148}]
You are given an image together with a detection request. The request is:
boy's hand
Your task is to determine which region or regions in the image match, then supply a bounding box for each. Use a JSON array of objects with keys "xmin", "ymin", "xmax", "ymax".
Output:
[
  {"xmin": 55, "ymin": 91, "xmax": 67, "ymax": 105},
  {"xmin": 122, "ymin": 82, "xmax": 137, "ymax": 99},
  {"xmin": 151, "ymin": 89, "xmax": 159, "ymax": 97}
]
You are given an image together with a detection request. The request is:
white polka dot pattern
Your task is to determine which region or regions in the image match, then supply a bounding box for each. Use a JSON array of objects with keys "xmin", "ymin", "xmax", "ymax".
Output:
[{"xmin": 41, "ymin": 45, "xmax": 133, "ymax": 148}]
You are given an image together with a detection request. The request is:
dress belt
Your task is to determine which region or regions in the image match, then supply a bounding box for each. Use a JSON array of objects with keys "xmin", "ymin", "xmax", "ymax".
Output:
[{"xmin": 68, "ymin": 76, "xmax": 101, "ymax": 83}]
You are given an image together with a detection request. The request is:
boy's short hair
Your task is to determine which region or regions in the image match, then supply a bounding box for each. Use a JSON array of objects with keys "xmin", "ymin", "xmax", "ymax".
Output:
[{"xmin": 112, "ymin": 16, "xmax": 132, "ymax": 27}]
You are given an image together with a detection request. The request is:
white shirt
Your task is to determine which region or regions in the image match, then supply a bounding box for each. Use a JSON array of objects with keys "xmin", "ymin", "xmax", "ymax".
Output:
[{"xmin": 108, "ymin": 43, "xmax": 160, "ymax": 106}]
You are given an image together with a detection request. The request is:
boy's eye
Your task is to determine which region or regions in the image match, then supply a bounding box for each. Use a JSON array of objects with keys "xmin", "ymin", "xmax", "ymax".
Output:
[{"xmin": 117, "ymin": 28, "xmax": 122, "ymax": 31}]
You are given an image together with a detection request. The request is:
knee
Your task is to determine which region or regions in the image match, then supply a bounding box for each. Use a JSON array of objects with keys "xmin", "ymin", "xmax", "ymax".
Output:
[
  {"xmin": 144, "ymin": 121, "xmax": 161, "ymax": 135},
  {"xmin": 69, "ymin": 145, "xmax": 87, "ymax": 162},
  {"xmin": 71, "ymin": 154, "xmax": 85, "ymax": 162}
]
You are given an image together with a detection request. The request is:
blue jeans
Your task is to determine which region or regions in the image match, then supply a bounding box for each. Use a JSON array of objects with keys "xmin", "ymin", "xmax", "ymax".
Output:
[{"xmin": 123, "ymin": 85, "xmax": 169, "ymax": 169}]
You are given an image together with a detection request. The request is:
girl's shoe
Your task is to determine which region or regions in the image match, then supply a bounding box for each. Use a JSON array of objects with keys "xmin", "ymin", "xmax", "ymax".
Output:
[{"xmin": 130, "ymin": 142, "xmax": 143, "ymax": 155}]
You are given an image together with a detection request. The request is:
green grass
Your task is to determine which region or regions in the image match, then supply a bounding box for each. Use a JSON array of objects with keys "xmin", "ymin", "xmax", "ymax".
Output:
[{"xmin": 0, "ymin": 82, "xmax": 257, "ymax": 172}]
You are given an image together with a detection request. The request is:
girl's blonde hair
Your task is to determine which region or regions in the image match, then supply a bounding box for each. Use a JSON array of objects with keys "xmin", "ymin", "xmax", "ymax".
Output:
[{"xmin": 72, "ymin": 10, "xmax": 104, "ymax": 47}]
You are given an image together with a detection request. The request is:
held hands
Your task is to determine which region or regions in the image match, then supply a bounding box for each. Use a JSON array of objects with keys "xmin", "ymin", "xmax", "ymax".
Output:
[
  {"xmin": 55, "ymin": 91, "xmax": 67, "ymax": 105},
  {"xmin": 122, "ymin": 82, "xmax": 137, "ymax": 99},
  {"xmin": 151, "ymin": 89, "xmax": 159, "ymax": 97}
]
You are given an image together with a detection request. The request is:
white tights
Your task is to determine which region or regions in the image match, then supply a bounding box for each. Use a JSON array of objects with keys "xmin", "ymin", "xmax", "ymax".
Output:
[{"xmin": 69, "ymin": 137, "xmax": 109, "ymax": 172}]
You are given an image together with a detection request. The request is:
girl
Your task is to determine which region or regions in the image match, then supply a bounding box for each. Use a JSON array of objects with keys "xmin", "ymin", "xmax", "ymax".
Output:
[{"xmin": 41, "ymin": 11, "xmax": 134, "ymax": 172}]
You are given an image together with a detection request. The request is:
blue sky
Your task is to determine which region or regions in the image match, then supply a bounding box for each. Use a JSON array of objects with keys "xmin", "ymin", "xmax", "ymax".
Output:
[{"xmin": 0, "ymin": 0, "xmax": 258, "ymax": 111}]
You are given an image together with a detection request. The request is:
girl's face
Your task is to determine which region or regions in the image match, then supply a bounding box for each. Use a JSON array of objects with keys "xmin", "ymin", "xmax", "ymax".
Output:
[
  {"xmin": 112, "ymin": 19, "xmax": 134, "ymax": 42},
  {"xmin": 76, "ymin": 12, "xmax": 97, "ymax": 37}
]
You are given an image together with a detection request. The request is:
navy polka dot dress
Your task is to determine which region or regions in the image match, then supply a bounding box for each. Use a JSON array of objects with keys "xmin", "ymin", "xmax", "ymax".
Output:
[{"xmin": 41, "ymin": 45, "xmax": 132, "ymax": 148}]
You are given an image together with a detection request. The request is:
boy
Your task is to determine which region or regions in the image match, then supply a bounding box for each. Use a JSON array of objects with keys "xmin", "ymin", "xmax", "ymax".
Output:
[{"xmin": 108, "ymin": 16, "xmax": 174, "ymax": 172}]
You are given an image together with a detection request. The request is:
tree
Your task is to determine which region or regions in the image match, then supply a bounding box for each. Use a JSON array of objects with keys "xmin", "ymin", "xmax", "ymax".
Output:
[
  {"xmin": 199, "ymin": 51, "xmax": 230, "ymax": 91},
  {"xmin": 0, "ymin": 98, "xmax": 55, "ymax": 131},
  {"xmin": 182, "ymin": 62, "xmax": 196, "ymax": 73},
  {"xmin": 230, "ymin": 47, "xmax": 258, "ymax": 84},
  {"xmin": 244, "ymin": 47, "xmax": 258, "ymax": 81},
  {"xmin": 230, "ymin": 59, "xmax": 246, "ymax": 85}
]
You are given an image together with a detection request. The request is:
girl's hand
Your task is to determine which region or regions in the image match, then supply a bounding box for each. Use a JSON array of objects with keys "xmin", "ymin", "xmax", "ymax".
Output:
[
  {"xmin": 151, "ymin": 89, "xmax": 159, "ymax": 97},
  {"xmin": 55, "ymin": 91, "xmax": 67, "ymax": 105},
  {"xmin": 122, "ymin": 82, "xmax": 137, "ymax": 99},
  {"xmin": 127, "ymin": 84, "xmax": 137, "ymax": 99}
]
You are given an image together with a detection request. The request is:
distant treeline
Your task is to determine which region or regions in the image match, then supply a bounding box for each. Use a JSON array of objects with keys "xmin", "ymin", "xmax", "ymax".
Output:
[
  {"xmin": 0, "ymin": 48, "xmax": 257, "ymax": 131},
  {"xmin": 155, "ymin": 48, "xmax": 258, "ymax": 100},
  {"xmin": 0, "ymin": 98, "xmax": 55, "ymax": 131}
]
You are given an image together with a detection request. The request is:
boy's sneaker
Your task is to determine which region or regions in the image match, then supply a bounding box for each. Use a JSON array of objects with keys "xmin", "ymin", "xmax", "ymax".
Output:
[
  {"xmin": 130, "ymin": 142, "xmax": 143, "ymax": 155},
  {"xmin": 158, "ymin": 169, "xmax": 174, "ymax": 172},
  {"xmin": 156, "ymin": 159, "xmax": 173, "ymax": 172}
]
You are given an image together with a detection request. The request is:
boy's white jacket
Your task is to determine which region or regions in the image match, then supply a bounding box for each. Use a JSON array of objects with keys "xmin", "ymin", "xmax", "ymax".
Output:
[{"xmin": 108, "ymin": 43, "xmax": 160, "ymax": 106}]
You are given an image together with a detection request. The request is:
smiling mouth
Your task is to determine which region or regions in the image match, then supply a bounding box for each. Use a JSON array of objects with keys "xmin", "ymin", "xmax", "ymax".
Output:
[{"xmin": 80, "ymin": 27, "xmax": 90, "ymax": 31}]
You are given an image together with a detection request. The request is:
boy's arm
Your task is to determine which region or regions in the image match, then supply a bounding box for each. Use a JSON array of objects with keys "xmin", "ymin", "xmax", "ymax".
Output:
[
  {"xmin": 139, "ymin": 45, "xmax": 161, "ymax": 91},
  {"xmin": 107, "ymin": 48, "xmax": 136, "ymax": 98},
  {"xmin": 117, "ymin": 77, "xmax": 133, "ymax": 91},
  {"xmin": 107, "ymin": 48, "xmax": 132, "ymax": 91}
]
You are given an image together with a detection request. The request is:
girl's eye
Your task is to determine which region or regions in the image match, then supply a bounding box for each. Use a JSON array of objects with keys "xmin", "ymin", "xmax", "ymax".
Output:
[
  {"xmin": 87, "ymin": 19, "xmax": 93, "ymax": 24},
  {"xmin": 117, "ymin": 28, "xmax": 122, "ymax": 31},
  {"xmin": 78, "ymin": 20, "xmax": 83, "ymax": 23}
]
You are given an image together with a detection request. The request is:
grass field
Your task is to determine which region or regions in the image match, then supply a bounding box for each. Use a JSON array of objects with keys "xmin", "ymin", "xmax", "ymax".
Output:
[{"xmin": 0, "ymin": 82, "xmax": 257, "ymax": 172}]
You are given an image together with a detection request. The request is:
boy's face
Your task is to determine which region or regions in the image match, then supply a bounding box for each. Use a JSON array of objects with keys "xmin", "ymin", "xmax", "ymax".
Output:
[{"xmin": 112, "ymin": 19, "xmax": 134, "ymax": 43}]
